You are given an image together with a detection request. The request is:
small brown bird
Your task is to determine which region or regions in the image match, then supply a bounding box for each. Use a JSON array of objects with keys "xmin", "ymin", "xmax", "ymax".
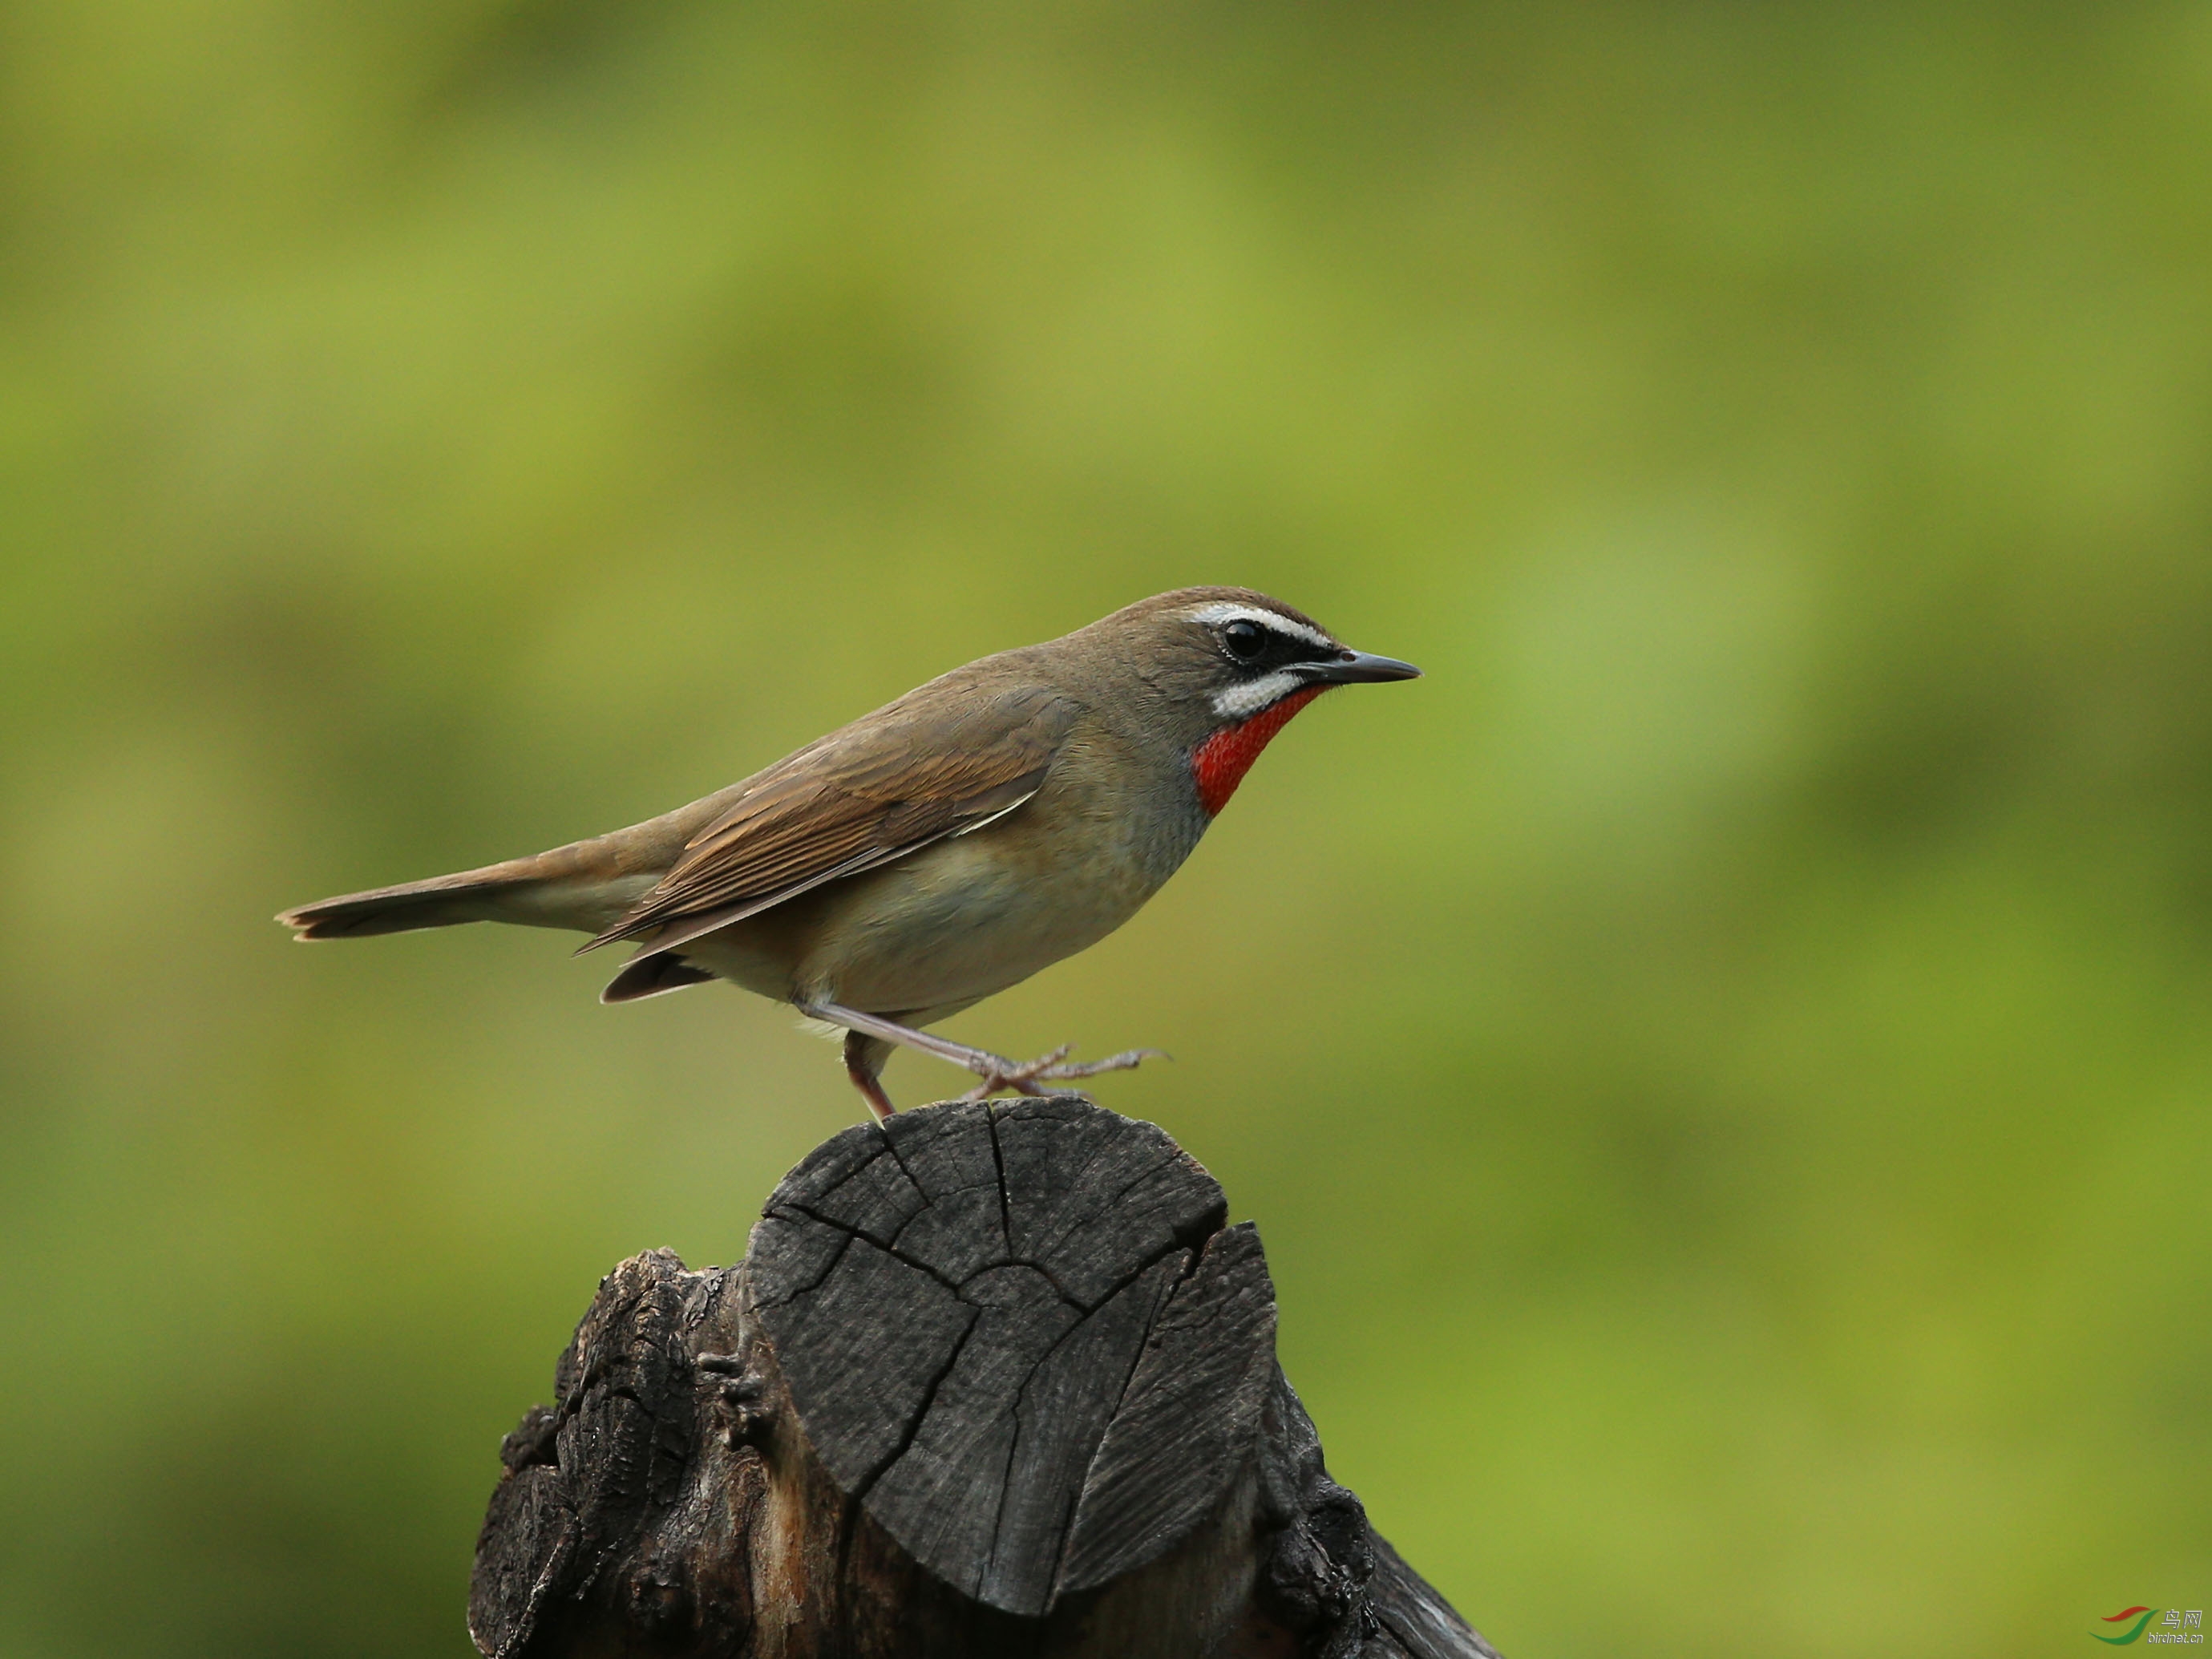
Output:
[{"xmin": 280, "ymin": 588, "xmax": 1418, "ymax": 1119}]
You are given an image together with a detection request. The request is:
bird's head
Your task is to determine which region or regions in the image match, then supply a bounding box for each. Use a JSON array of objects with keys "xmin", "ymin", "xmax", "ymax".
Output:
[{"xmin": 1074, "ymin": 587, "xmax": 1421, "ymax": 815}]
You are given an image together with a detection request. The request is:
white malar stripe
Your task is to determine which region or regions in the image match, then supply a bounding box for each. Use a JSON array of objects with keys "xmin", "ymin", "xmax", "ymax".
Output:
[
  {"xmin": 1185, "ymin": 601, "xmax": 1336, "ymax": 653},
  {"xmin": 1211, "ymin": 668, "xmax": 1306, "ymax": 722}
]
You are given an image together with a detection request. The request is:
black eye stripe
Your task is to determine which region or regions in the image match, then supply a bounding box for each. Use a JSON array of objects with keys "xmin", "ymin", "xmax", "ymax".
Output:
[{"xmin": 1216, "ymin": 616, "xmax": 1332, "ymax": 671}]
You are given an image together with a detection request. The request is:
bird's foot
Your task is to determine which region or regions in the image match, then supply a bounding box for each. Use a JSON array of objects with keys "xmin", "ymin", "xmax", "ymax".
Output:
[
  {"xmin": 799, "ymin": 1001, "xmax": 1166, "ymax": 1108},
  {"xmin": 955, "ymin": 1043, "xmax": 1167, "ymax": 1102}
]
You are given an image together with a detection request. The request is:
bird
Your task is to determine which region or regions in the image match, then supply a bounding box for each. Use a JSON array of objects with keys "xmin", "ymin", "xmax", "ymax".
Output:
[{"xmin": 278, "ymin": 587, "xmax": 1419, "ymax": 1119}]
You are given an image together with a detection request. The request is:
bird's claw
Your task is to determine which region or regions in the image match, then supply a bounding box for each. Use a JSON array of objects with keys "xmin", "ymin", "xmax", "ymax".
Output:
[{"xmin": 959, "ymin": 1045, "xmax": 1169, "ymax": 1101}]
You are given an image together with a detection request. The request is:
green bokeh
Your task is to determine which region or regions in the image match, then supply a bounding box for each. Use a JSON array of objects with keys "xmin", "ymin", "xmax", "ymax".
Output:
[{"xmin": 5, "ymin": 4, "xmax": 2210, "ymax": 1655}]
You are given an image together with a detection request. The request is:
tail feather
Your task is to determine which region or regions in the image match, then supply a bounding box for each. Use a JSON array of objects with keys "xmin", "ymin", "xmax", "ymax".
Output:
[
  {"xmin": 279, "ymin": 838, "xmax": 665, "ymax": 942},
  {"xmin": 600, "ymin": 951, "xmax": 717, "ymax": 1003},
  {"xmin": 278, "ymin": 861, "xmax": 547, "ymax": 940}
]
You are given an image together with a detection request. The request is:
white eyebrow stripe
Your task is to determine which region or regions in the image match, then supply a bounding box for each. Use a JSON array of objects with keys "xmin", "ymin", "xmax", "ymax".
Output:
[
  {"xmin": 1186, "ymin": 602, "xmax": 1336, "ymax": 653},
  {"xmin": 1210, "ymin": 668, "xmax": 1307, "ymax": 722}
]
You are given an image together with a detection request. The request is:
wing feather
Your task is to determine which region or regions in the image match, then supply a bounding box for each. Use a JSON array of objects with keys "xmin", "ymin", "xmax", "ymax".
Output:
[{"xmin": 581, "ymin": 683, "xmax": 1076, "ymax": 953}]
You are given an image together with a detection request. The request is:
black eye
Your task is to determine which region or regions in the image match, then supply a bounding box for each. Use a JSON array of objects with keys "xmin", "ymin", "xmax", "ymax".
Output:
[{"xmin": 1223, "ymin": 620, "xmax": 1267, "ymax": 661}]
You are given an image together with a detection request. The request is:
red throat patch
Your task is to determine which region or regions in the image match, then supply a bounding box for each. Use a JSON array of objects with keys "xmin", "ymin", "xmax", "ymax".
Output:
[{"xmin": 1191, "ymin": 685, "xmax": 1327, "ymax": 816}]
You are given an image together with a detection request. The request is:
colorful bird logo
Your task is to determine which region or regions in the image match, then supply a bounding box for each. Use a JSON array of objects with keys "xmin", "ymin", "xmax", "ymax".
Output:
[{"xmin": 2093, "ymin": 1608, "xmax": 2156, "ymax": 1645}]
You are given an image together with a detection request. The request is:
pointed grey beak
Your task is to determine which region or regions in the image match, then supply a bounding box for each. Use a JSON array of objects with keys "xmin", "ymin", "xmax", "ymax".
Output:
[{"xmin": 1308, "ymin": 648, "xmax": 1422, "ymax": 685}]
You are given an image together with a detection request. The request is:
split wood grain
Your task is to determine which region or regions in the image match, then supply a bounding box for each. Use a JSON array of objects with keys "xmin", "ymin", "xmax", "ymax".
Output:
[{"xmin": 471, "ymin": 1097, "xmax": 1502, "ymax": 1659}]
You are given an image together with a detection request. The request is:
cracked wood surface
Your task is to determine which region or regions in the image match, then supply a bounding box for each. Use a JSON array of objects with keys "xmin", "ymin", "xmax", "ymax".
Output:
[
  {"xmin": 751, "ymin": 1097, "xmax": 1261, "ymax": 1616},
  {"xmin": 470, "ymin": 1098, "xmax": 1502, "ymax": 1659}
]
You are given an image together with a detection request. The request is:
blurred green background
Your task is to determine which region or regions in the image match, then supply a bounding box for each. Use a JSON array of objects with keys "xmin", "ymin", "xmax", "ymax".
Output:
[{"xmin": 5, "ymin": 2, "xmax": 2210, "ymax": 1654}]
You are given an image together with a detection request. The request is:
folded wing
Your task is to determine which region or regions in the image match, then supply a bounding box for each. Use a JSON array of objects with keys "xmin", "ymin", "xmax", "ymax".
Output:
[{"xmin": 584, "ymin": 682, "xmax": 1080, "ymax": 960}]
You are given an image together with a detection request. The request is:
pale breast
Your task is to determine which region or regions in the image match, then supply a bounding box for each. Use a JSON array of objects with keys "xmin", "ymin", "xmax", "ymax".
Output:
[{"xmin": 791, "ymin": 728, "xmax": 1207, "ymax": 1015}]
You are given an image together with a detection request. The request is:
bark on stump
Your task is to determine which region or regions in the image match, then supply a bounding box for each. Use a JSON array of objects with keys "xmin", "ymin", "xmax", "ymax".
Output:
[{"xmin": 470, "ymin": 1096, "xmax": 1501, "ymax": 1659}]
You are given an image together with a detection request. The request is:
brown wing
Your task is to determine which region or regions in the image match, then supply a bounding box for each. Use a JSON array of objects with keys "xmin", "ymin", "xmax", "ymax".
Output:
[{"xmin": 581, "ymin": 681, "xmax": 1080, "ymax": 955}]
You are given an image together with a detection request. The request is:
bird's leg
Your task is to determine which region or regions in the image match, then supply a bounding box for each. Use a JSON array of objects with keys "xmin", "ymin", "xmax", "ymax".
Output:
[
  {"xmin": 803, "ymin": 1001, "xmax": 1166, "ymax": 1103},
  {"xmin": 843, "ymin": 1029, "xmax": 898, "ymax": 1122}
]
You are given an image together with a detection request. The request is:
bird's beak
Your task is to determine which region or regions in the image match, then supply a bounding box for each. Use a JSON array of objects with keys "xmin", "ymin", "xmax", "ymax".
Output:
[{"xmin": 1307, "ymin": 648, "xmax": 1422, "ymax": 685}]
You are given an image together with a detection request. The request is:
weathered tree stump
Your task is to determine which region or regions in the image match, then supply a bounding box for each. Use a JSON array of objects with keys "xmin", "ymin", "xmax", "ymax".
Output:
[{"xmin": 471, "ymin": 1097, "xmax": 1501, "ymax": 1659}]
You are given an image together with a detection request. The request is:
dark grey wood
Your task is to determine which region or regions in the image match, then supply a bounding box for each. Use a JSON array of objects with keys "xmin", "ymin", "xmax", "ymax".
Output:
[
  {"xmin": 470, "ymin": 1098, "xmax": 1502, "ymax": 1659},
  {"xmin": 751, "ymin": 1097, "xmax": 1235, "ymax": 1616},
  {"xmin": 1057, "ymin": 1221, "xmax": 1275, "ymax": 1597}
]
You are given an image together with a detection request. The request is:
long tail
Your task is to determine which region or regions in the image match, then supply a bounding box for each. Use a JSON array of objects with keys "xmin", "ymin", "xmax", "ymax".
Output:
[{"xmin": 278, "ymin": 837, "xmax": 664, "ymax": 941}]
